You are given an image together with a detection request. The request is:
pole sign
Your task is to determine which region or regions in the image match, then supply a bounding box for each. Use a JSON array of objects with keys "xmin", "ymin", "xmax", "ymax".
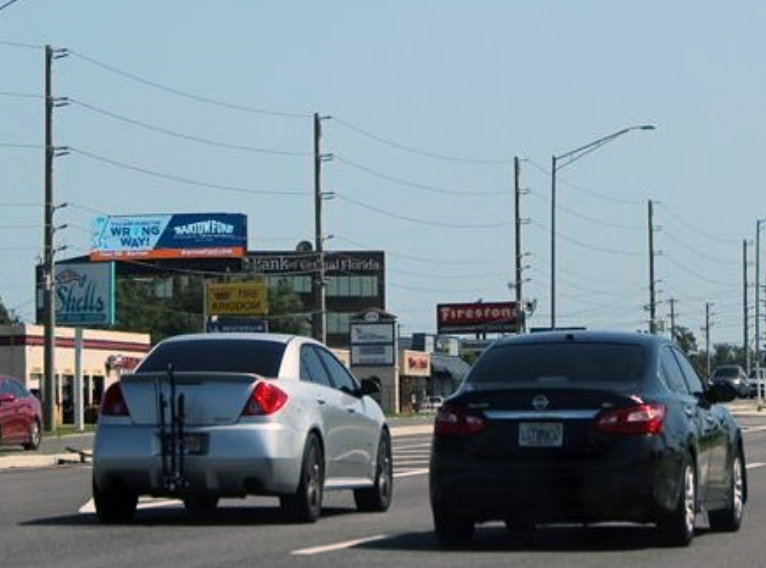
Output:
[
  {"xmin": 54, "ymin": 262, "xmax": 116, "ymax": 325},
  {"xmin": 206, "ymin": 280, "xmax": 268, "ymax": 316}
]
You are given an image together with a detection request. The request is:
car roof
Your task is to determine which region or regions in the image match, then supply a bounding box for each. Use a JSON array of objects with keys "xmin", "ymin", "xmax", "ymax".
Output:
[
  {"xmin": 156, "ymin": 332, "xmax": 320, "ymax": 347},
  {"xmin": 489, "ymin": 330, "xmax": 667, "ymax": 348}
]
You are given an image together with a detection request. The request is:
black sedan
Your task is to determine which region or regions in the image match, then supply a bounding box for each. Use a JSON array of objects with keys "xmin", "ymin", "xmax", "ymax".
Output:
[{"xmin": 429, "ymin": 330, "xmax": 746, "ymax": 547}]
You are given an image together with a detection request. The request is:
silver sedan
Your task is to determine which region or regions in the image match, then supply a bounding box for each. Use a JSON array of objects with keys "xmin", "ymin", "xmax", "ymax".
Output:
[{"xmin": 92, "ymin": 332, "xmax": 392, "ymax": 523}]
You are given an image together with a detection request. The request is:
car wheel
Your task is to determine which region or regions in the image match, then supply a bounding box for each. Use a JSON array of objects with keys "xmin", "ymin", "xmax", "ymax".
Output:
[
  {"xmin": 354, "ymin": 429, "xmax": 393, "ymax": 512},
  {"xmin": 93, "ymin": 478, "xmax": 138, "ymax": 524},
  {"xmin": 280, "ymin": 433, "xmax": 324, "ymax": 523},
  {"xmin": 708, "ymin": 448, "xmax": 745, "ymax": 532},
  {"xmin": 22, "ymin": 419, "xmax": 42, "ymax": 451},
  {"xmin": 183, "ymin": 493, "xmax": 219, "ymax": 515},
  {"xmin": 657, "ymin": 459, "xmax": 696, "ymax": 547},
  {"xmin": 432, "ymin": 504, "xmax": 474, "ymax": 546}
]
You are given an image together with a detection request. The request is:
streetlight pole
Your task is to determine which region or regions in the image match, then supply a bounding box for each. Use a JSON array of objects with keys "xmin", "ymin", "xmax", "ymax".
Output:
[{"xmin": 549, "ymin": 125, "xmax": 655, "ymax": 329}]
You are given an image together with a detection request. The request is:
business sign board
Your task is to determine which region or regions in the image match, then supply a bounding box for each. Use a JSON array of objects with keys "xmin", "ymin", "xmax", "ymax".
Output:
[
  {"xmin": 206, "ymin": 280, "xmax": 268, "ymax": 316},
  {"xmin": 351, "ymin": 344, "xmax": 396, "ymax": 366},
  {"xmin": 402, "ymin": 350, "xmax": 431, "ymax": 377},
  {"xmin": 90, "ymin": 213, "xmax": 247, "ymax": 261},
  {"xmin": 206, "ymin": 317, "xmax": 269, "ymax": 333},
  {"xmin": 53, "ymin": 262, "xmax": 116, "ymax": 325},
  {"xmin": 437, "ymin": 301, "xmax": 519, "ymax": 334}
]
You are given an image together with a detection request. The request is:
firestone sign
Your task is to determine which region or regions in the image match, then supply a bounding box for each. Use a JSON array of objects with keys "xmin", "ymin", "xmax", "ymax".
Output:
[{"xmin": 437, "ymin": 301, "xmax": 519, "ymax": 334}]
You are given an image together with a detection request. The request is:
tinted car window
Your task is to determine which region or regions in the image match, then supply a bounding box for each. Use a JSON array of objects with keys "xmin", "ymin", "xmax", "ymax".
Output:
[
  {"xmin": 300, "ymin": 346, "xmax": 333, "ymax": 387},
  {"xmin": 671, "ymin": 347, "xmax": 705, "ymax": 396},
  {"xmin": 136, "ymin": 339, "xmax": 285, "ymax": 376},
  {"xmin": 660, "ymin": 347, "xmax": 690, "ymax": 394},
  {"xmin": 316, "ymin": 348, "xmax": 358, "ymax": 393},
  {"xmin": 469, "ymin": 342, "xmax": 646, "ymax": 384}
]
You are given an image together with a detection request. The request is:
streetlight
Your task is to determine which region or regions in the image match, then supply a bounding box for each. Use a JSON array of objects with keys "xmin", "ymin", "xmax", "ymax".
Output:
[{"xmin": 549, "ymin": 125, "xmax": 655, "ymax": 329}]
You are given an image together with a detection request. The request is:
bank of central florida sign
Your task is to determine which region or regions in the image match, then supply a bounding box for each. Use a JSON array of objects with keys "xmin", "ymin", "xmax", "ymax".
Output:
[{"xmin": 89, "ymin": 212, "xmax": 247, "ymax": 261}]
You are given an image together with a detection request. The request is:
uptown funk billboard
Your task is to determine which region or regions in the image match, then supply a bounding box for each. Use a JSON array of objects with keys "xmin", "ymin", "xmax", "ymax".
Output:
[{"xmin": 90, "ymin": 213, "xmax": 247, "ymax": 261}]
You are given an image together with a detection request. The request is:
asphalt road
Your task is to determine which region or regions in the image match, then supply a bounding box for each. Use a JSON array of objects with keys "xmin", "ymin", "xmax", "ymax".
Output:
[{"xmin": 1, "ymin": 404, "xmax": 766, "ymax": 568}]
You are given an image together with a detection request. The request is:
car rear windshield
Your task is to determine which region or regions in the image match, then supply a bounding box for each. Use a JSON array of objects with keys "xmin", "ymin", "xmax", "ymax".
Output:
[
  {"xmin": 136, "ymin": 339, "xmax": 286, "ymax": 376},
  {"xmin": 468, "ymin": 342, "xmax": 646, "ymax": 384},
  {"xmin": 712, "ymin": 367, "xmax": 741, "ymax": 378}
]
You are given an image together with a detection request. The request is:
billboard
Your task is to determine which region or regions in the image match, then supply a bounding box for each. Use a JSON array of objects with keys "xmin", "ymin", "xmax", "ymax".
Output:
[
  {"xmin": 54, "ymin": 262, "xmax": 116, "ymax": 325},
  {"xmin": 437, "ymin": 301, "xmax": 519, "ymax": 334},
  {"xmin": 90, "ymin": 213, "xmax": 247, "ymax": 261}
]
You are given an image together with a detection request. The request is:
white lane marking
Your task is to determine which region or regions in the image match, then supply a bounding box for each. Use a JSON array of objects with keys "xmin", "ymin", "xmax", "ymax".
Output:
[
  {"xmin": 744, "ymin": 426, "xmax": 766, "ymax": 433},
  {"xmin": 79, "ymin": 497, "xmax": 181, "ymax": 514},
  {"xmin": 291, "ymin": 534, "xmax": 387, "ymax": 555},
  {"xmin": 394, "ymin": 468, "xmax": 429, "ymax": 478},
  {"xmin": 747, "ymin": 462, "xmax": 766, "ymax": 469}
]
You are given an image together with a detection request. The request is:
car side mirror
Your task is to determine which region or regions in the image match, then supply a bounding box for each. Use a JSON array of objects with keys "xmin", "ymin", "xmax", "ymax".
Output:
[{"xmin": 359, "ymin": 377, "xmax": 381, "ymax": 397}]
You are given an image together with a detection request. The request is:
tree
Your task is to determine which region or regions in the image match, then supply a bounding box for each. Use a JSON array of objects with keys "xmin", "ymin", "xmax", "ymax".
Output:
[
  {"xmin": 267, "ymin": 278, "xmax": 310, "ymax": 336},
  {"xmin": 0, "ymin": 296, "xmax": 21, "ymax": 325}
]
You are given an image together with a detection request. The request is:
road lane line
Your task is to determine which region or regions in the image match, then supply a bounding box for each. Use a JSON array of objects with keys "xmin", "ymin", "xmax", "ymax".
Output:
[
  {"xmin": 394, "ymin": 468, "xmax": 429, "ymax": 478},
  {"xmin": 747, "ymin": 462, "xmax": 765, "ymax": 469},
  {"xmin": 291, "ymin": 534, "xmax": 388, "ymax": 555}
]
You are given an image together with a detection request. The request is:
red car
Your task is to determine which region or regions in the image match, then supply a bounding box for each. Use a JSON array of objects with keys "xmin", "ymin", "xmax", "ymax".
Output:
[{"xmin": 0, "ymin": 375, "xmax": 42, "ymax": 451}]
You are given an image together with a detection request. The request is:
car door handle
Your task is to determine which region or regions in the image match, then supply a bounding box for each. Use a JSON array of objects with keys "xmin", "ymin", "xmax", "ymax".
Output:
[
  {"xmin": 316, "ymin": 398, "xmax": 326, "ymax": 405},
  {"xmin": 684, "ymin": 407, "xmax": 695, "ymax": 418},
  {"xmin": 345, "ymin": 405, "xmax": 357, "ymax": 413}
]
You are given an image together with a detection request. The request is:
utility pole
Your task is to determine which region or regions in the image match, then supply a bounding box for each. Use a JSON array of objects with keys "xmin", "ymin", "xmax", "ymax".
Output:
[
  {"xmin": 514, "ymin": 156, "xmax": 524, "ymax": 333},
  {"xmin": 744, "ymin": 239, "xmax": 750, "ymax": 373},
  {"xmin": 668, "ymin": 298, "xmax": 677, "ymax": 343},
  {"xmin": 313, "ymin": 113, "xmax": 326, "ymax": 343},
  {"xmin": 42, "ymin": 45, "xmax": 57, "ymax": 432},
  {"xmin": 648, "ymin": 200, "xmax": 657, "ymax": 334},
  {"xmin": 42, "ymin": 45, "xmax": 68, "ymax": 432},
  {"xmin": 705, "ymin": 302, "xmax": 713, "ymax": 377}
]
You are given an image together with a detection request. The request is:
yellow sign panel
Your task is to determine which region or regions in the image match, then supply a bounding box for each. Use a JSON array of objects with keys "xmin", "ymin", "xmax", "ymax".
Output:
[{"xmin": 206, "ymin": 281, "xmax": 268, "ymax": 316}]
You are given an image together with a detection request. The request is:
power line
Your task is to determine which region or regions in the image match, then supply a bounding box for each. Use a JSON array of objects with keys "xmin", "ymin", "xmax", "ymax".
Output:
[
  {"xmin": 68, "ymin": 98, "xmax": 310, "ymax": 156},
  {"xmin": 334, "ymin": 155, "xmax": 507, "ymax": 197},
  {"xmin": 68, "ymin": 147, "xmax": 309, "ymax": 197},
  {"xmin": 332, "ymin": 117, "xmax": 512, "ymax": 165},
  {"xmin": 67, "ymin": 49, "xmax": 311, "ymax": 119}
]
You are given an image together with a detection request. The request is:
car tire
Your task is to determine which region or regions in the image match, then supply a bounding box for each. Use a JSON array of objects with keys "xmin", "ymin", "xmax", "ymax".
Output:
[
  {"xmin": 280, "ymin": 433, "xmax": 324, "ymax": 523},
  {"xmin": 93, "ymin": 478, "xmax": 138, "ymax": 524},
  {"xmin": 354, "ymin": 429, "xmax": 393, "ymax": 512},
  {"xmin": 432, "ymin": 504, "xmax": 474, "ymax": 546},
  {"xmin": 656, "ymin": 459, "xmax": 696, "ymax": 547},
  {"xmin": 183, "ymin": 493, "xmax": 219, "ymax": 515},
  {"xmin": 708, "ymin": 448, "xmax": 745, "ymax": 532},
  {"xmin": 22, "ymin": 419, "xmax": 42, "ymax": 451}
]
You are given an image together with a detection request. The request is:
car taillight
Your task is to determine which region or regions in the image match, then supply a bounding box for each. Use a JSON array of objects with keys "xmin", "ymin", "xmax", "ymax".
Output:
[
  {"xmin": 242, "ymin": 382, "xmax": 288, "ymax": 416},
  {"xmin": 101, "ymin": 382, "xmax": 129, "ymax": 417},
  {"xmin": 434, "ymin": 403, "xmax": 487, "ymax": 437},
  {"xmin": 595, "ymin": 403, "xmax": 666, "ymax": 436}
]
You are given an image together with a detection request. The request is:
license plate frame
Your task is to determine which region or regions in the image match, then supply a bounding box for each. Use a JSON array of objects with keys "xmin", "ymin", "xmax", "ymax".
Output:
[
  {"xmin": 160, "ymin": 432, "xmax": 205, "ymax": 455},
  {"xmin": 518, "ymin": 422, "xmax": 563, "ymax": 448}
]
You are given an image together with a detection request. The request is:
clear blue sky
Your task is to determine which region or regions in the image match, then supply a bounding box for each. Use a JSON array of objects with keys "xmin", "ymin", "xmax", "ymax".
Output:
[{"xmin": 2, "ymin": 1, "xmax": 764, "ymax": 348}]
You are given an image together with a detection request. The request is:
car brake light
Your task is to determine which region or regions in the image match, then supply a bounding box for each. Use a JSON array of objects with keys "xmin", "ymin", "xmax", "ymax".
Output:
[
  {"xmin": 595, "ymin": 403, "xmax": 666, "ymax": 435},
  {"xmin": 242, "ymin": 382, "xmax": 288, "ymax": 416},
  {"xmin": 434, "ymin": 403, "xmax": 487, "ymax": 437},
  {"xmin": 101, "ymin": 382, "xmax": 129, "ymax": 417}
]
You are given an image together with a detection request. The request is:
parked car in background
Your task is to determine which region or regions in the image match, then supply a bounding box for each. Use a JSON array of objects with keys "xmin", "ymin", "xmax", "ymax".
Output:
[
  {"xmin": 0, "ymin": 374, "xmax": 42, "ymax": 451},
  {"xmin": 93, "ymin": 333, "xmax": 392, "ymax": 523},
  {"xmin": 709, "ymin": 364, "xmax": 750, "ymax": 398},
  {"xmin": 430, "ymin": 330, "xmax": 746, "ymax": 547},
  {"xmin": 749, "ymin": 368, "xmax": 766, "ymax": 398}
]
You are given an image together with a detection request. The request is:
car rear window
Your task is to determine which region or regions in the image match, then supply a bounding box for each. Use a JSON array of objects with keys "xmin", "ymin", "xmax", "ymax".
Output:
[
  {"xmin": 136, "ymin": 339, "xmax": 286, "ymax": 376},
  {"xmin": 468, "ymin": 342, "xmax": 646, "ymax": 384}
]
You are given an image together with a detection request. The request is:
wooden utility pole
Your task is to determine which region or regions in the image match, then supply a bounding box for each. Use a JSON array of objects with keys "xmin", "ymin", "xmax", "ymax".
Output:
[
  {"xmin": 648, "ymin": 200, "xmax": 657, "ymax": 334},
  {"xmin": 313, "ymin": 113, "xmax": 327, "ymax": 344}
]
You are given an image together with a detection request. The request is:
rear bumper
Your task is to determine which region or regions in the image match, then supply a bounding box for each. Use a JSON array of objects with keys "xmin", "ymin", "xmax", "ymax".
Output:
[
  {"xmin": 92, "ymin": 423, "xmax": 304, "ymax": 497},
  {"xmin": 429, "ymin": 448, "xmax": 683, "ymax": 524}
]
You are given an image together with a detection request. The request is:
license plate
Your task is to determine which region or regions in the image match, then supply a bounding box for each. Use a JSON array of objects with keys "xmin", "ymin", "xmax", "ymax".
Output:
[
  {"xmin": 518, "ymin": 422, "xmax": 563, "ymax": 447},
  {"xmin": 161, "ymin": 433, "xmax": 204, "ymax": 455}
]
